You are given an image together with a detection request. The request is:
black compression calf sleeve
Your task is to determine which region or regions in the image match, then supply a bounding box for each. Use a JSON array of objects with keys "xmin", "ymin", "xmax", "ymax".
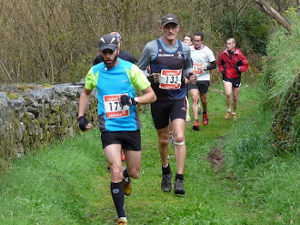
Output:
[
  {"xmin": 110, "ymin": 182, "xmax": 126, "ymax": 218},
  {"xmin": 123, "ymin": 168, "xmax": 129, "ymax": 178}
]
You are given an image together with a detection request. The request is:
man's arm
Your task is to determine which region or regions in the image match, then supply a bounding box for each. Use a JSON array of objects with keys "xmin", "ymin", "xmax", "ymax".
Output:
[
  {"xmin": 137, "ymin": 42, "xmax": 155, "ymax": 76},
  {"xmin": 239, "ymin": 53, "xmax": 249, "ymax": 72},
  {"xmin": 138, "ymin": 86, "xmax": 156, "ymax": 104},
  {"xmin": 205, "ymin": 48, "xmax": 216, "ymax": 71},
  {"xmin": 217, "ymin": 53, "xmax": 225, "ymax": 73},
  {"xmin": 78, "ymin": 88, "xmax": 92, "ymax": 130},
  {"xmin": 78, "ymin": 88, "xmax": 92, "ymax": 118},
  {"xmin": 182, "ymin": 43, "xmax": 193, "ymax": 78},
  {"xmin": 205, "ymin": 61, "xmax": 216, "ymax": 70}
]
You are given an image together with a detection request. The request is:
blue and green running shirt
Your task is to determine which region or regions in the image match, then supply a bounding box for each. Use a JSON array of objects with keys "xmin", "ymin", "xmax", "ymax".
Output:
[{"xmin": 85, "ymin": 58, "xmax": 150, "ymax": 132}]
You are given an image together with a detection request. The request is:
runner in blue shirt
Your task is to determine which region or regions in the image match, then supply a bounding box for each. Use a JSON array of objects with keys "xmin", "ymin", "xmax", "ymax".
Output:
[{"xmin": 78, "ymin": 33, "xmax": 156, "ymax": 225}]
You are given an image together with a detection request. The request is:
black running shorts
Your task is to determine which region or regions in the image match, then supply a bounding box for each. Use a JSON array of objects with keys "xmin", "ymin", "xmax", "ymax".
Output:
[
  {"xmin": 222, "ymin": 75, "xmax": 241, "ymax": 88},
  {"xmin": 100, "ymin": 130, "xmax": 141, "ymax": 151},
  {"xmin": 151, "ymin": 98, "xmax": 186, "ymax": 129},
  {"xmin": 188, "ymin": 81, "xmax": 210, "ymax": 94}
]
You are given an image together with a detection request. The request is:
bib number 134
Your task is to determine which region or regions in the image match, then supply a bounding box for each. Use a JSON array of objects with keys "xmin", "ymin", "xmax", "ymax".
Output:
[{"xmin": 159, "ymin": 69, "xmax": 182, "ymax": 90}]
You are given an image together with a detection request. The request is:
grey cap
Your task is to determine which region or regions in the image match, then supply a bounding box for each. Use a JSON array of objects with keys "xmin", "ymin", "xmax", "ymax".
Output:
[
  {"xmin": 161, "ymin": 14, "xmax": 179, "ymax": 27},
  {"xmin": 111, "ymin": 32, "xmax": 122, "ymax": 42},
  {"xmin": 99, "ymin": 34, "xmax": 118, "ymax": 51}
]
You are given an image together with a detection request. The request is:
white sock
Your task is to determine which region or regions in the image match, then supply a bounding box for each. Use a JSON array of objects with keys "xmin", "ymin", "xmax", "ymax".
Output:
[
  {"xmin": 232, "ymin": 112, "xmax": 236, "ymax": 115},
  {"xmin": 227, "ymin": 108, "xmax": 231, "ymax": 112}
]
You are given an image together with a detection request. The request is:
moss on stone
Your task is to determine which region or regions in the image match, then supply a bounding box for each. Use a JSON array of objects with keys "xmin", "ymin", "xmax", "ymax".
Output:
[{"xmin": 7, "ymin": 92, "xmax": 20, "ymax": 100}]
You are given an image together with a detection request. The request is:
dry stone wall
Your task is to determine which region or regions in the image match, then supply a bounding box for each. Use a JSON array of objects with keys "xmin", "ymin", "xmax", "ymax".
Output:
[{"xmin": 0, "ymin": 82, "xmax": 98, "ymax": 171}]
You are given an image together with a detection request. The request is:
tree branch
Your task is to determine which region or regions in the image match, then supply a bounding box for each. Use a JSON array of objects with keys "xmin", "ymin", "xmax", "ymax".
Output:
[{"xmin": 256, "ymin": 0, "xmax": 291, "ymax": 31}]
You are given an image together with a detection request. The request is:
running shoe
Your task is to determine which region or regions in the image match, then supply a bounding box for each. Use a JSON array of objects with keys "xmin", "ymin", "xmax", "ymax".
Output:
[
  {"xmin": 186, "ymin": 115, "xmax": 191, "ymax": 123},
  {"xmin": 122, "ymin": 177, "xmax": 132, "ymax": 196},
  {"xmin": 161, "ymin": 172, "xmax": 172, "ymax": 192},
  {"xmin": 174, "ymin": 179, "xmax": 185, "ymax": 195},
  {"xmin": 202, "ymin": 113, "xmax": 208, "ymax": 126},
  {"xmin": 224, "ymin": 111, "xmax": 231, "ymax": 120},
  {"xmin": 192, "ymin": 120, "xmax": 200, "ymax": 131},
  {"xmin": 121, "ymin": 149, "xmax": 126, "ymax": 161},
  {"xmin": 232, "ymin": 113, "xmax": 237, "ymax": 120},
  {"xmin": 118, "ymin": 218, "xmax": 127, "ymax": 225}
]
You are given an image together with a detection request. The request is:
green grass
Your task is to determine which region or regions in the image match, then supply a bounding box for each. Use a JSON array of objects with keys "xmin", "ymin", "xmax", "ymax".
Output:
[{"xmin": 0, "ymin": 81, "xmax": 299, "ymax": 225}]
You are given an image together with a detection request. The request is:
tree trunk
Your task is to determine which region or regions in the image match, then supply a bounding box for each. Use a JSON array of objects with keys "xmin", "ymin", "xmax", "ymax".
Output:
[{"xmin": 256, "ymin": 0, "xmax": 291, "ymax": 31}]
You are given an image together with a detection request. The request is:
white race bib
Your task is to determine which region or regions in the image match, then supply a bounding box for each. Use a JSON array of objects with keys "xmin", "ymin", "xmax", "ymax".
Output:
[
  {"xmin": 159, "ymin": 69, "xmax": 182, "ymax": 90},
  {"xmin": 104, "ymin": 94, "xmax": 129, "ymax": 119}
]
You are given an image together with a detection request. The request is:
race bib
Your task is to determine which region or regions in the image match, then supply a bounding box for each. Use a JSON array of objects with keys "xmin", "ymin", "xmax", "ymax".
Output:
[
  {"xmin": 192, "ymin": 63, "xmax": 204, "ymax": 74},
  {"xmin": 104, "ymin": 94, "xmax": 129, "ymax": 119},
  {"xmin": 159, "ymin": 69, "xmax": 182, "ymax": 90}
]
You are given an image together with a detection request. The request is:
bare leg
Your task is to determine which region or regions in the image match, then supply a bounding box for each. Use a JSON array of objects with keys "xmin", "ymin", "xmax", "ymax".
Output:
[
  {"xmin": 224, "ymin": 82, "xmax": 232, "ymax": 110},
  {"xmin": 104, "ymin": 144, "xmax": 123, "ymax": 182},
  {"xmin": 200, "ymin": 93, "xmax": 207, "ymax": 113},
  {"xmin": 123, "ymin": 150, "xmax": 141, "ymax": 179},
  {"xmin": 171, "ymin": 118, "xmax": 186, "ymax": 174},
  {"xmin": 190, "ymin": 89, "xmax": 199, "ymax": 121},
  {"xmin": 232, "ymin": 87, "xmax": 240, "ymax": 113},
  {"xmin": 156, "ymin": 126, "xmax": 170, "ymax": 167}
]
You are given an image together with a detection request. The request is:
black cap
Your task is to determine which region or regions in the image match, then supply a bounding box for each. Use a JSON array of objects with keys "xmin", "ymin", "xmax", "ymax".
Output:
[
  {"xmin": 161, "ymin": 14, "xmax": 179, "ymax": 27},
  {"xmin": 99, "ymin": 34, "xmax": 118, "ymax": 52}
]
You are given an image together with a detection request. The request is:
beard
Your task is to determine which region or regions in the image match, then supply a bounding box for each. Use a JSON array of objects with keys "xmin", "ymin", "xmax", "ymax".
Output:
[{"xmin": 104, "ymin": 55, "xmax": 118, "ymax": 69}]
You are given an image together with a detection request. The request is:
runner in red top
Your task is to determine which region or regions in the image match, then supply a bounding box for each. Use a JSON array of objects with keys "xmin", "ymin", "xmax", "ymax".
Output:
[{"xmin": 218, "ymin": 38, "xmax": 249, "ymax": 120}]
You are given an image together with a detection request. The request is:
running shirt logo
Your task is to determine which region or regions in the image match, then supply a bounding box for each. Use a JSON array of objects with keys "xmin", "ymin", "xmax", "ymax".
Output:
[
  {"xmin": 104, "ymin": 94, "xmax": 130, "ymax": 119},
  {"xmin": 159, "ymin": 69, "xmax": 182, "ymax": 90},
  {"xmin": 177, "ymin": 51, "xmax": 183, "ymax": 59},
  {"xmin": 192, "ymin": 63, "xmax": 204, "ymax": 74}
]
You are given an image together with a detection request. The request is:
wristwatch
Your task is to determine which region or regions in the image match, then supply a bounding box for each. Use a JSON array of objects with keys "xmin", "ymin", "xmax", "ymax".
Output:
[{"xmin": 134, "ymin": 97, "xmax": 139, "ymax": 103}]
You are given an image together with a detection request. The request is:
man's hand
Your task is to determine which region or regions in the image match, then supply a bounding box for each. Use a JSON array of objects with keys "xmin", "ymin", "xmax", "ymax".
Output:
[
  {"xmin": 149, "ymin": 73, "xmax": 160, "ymax": 83},
  {"xmin": 188, "ymin": 72, "xmax": 196, "ymax": 84},
  {"xmin": 78, "ymin": 116, "xmax": 91, "ymax": 131},
  {"xmin": 120, "ymin": 95, "xmax": 137, "ymax": 107},
  {"xmin": 198, "ymin": 65, "xmax": 205, "ymax": 74},
  {"xmin": 234, "ymin": 60, "xmax": 243, "ymax": 72},
  {"xmin": 233, "ymin": 64, "xmax": 241, "ymax": 72}
]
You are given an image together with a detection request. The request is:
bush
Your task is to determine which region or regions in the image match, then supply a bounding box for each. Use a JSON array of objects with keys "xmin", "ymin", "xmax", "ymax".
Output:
[{"xmin": 263, "ymin": 11, "xmax": 300, "ymax": 152}]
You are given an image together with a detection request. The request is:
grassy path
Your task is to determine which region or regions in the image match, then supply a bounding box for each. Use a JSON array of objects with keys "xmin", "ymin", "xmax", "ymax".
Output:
[{"xmin": 0, "ymin": 82, "xmax": 299, "ymax": 224}]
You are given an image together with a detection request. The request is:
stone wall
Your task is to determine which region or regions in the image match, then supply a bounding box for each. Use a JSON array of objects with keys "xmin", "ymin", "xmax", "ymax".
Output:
[{"xmin": 0, "ymin": 83, "xmax": 98, "ymax": 172}]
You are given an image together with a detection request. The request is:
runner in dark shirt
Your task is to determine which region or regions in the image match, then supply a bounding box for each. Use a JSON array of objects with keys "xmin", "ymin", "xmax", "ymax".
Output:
[{"xmin": 93, "ymin": 32, "xmax": 138, "ymax": 65}]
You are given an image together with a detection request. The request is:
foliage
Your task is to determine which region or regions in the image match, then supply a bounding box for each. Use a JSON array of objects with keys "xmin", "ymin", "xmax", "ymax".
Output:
[
  {"xmin": 263, "ymin": 11, "xmax": 300, "ymax": 151},
  {"xmin": 1, "ymin": 0, "xmax": 297, "ymax": 84},
  {"xmin": 211, "ymin": 1, "xmax": 271, "ymax": 55}
]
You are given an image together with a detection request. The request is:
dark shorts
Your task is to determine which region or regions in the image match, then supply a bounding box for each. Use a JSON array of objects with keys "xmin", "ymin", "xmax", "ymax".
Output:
[
  {"xmin": 188, "ymin": 81, "xmax": 210, "ymax": 94},
  {"xmin": 223, "ymin": 76, "xmax": 241, "ymax": 88},
  {"xmin": 151, "ymin": 98, "xmax": 186, "ymax": 129},
  {"xmin": 100, "ymin": 130, "xmax": 141, "ymax": 151}
]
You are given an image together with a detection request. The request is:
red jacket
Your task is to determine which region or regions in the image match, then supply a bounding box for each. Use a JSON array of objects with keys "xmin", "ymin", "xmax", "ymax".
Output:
[{"xmin": 217, "ymin": 48, "xmax": 248, "ymax": 79}]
